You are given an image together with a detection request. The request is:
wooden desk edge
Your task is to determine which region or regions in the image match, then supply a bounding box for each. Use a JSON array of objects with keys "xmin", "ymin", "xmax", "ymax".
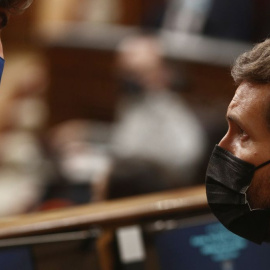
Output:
[{"xmin": 0, "ymin": 185, "xmax": 208, "ymax": 239}]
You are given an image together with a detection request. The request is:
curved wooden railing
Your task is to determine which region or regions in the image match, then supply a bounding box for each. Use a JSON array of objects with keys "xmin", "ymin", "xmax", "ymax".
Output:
[{"xmin": 0, "ymin": 185, "xmax": 208, "ymax": 239}]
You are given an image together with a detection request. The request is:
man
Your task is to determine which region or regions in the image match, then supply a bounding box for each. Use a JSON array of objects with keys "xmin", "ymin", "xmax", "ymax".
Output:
[
  {"xmin": 111, "ymin": 34, "xmax": 207, "ymax": 186},
  {"xmin": 206, "ymin": 38, "xmax": 270, "ymax": 244}
]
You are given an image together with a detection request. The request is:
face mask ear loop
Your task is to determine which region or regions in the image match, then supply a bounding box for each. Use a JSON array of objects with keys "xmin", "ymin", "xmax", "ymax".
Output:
[{"xmin": 255, "ymin": 160, "xmax": 270, "ymax": 171}]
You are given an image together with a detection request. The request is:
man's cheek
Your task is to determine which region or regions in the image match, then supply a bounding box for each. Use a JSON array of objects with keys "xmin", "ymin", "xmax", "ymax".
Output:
[{"xmin": 247, "ymin": 170, "xmax": 270, "ymax": 209}]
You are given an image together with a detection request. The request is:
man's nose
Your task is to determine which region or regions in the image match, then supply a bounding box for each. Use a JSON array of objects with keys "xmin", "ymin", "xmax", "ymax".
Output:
[{"xmin": 218, "ymin": 132, "xmax": 232, "ymax": 152}]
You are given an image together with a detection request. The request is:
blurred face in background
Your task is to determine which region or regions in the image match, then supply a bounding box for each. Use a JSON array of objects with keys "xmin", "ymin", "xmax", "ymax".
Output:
[{"xmin": 0, "ymin": 8, "xmax": 9, "ymax": 58}]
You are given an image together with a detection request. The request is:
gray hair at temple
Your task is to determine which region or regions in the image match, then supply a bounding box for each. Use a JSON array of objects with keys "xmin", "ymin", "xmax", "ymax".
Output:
[
  {"xmin": 231, "ymin": 39, "xmax": 270, "ymax": 85},
  {"xmin": 0, "ymin": 0, "xmax": 32, "ymax": 12}
]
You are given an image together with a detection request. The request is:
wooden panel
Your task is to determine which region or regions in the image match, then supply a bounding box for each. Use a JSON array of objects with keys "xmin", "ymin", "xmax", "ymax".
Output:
[
  {"xmin": 46, "ymin": 46, "xmax": 120, "ymax": 125},
  {"xmin": 118, "ymin": 0, "xmax": 144, "ymax": 25},
  {"xmin": 173, "ymin": 60, "xmax": 235, "ymax": 105}
]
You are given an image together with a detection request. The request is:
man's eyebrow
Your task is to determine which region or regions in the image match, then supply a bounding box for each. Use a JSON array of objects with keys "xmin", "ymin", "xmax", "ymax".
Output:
[
  {"xmin": 226, "ymin": 114, "xmax": 235, "ymax": 123},
  {"xmin": 226, "ymin": 114, "xmax": 244, "ymax": 129}
]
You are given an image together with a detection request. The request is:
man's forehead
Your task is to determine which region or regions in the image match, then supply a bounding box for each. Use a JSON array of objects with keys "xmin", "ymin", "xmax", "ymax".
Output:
[
  {"xmin": 232, "ymin": 82, "xmax": 256, "ymax": 103},
  {"xmin": 227, "ymin": 82, "xmax": 270, "ymax": 126},
  {"xmin": 230, "ymin": 82, "xmax": 270, "ymax": 109}
]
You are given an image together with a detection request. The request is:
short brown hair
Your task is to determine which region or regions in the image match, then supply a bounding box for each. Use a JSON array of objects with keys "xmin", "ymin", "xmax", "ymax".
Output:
[
  {"xmin": 0, "ymin": 0, "xmax": 32, "ymax": 12},
  {"xmin": 231, "ymin": 39, "xmax": 270, "ymax": 85}
]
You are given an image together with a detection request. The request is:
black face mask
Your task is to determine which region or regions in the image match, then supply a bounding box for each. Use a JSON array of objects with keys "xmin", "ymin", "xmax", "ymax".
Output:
[{"xmin": 205, "ymin": 145, "xmax": 270, "ymax": 244}]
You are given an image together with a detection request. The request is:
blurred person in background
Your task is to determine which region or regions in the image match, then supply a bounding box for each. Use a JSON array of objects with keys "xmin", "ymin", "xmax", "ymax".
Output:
[
  {"xmin": 97, "ymin": 156, "xmax": 175, "ymax": 201},
  {"xmin": 0, "ymin": 53, "xmax": 51, "ymax": 216},
  {"xmin": 39, "ymin": 119, "xmax": 113, "ymax": 209},
  {"xmin": 110, "ymin": 34, "xmax": 208, "ymax": 187},
  {"xmin": 0, "ymin": 0, "xmax": 52, "ymax": 216}
]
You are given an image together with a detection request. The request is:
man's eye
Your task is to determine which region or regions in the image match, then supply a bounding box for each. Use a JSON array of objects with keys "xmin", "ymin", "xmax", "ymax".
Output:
[
  {"xmin": 239, "ymin": 128, "xmax": 249, "ymax": 141},
  {"xmin": 0, "ymin": 12, "xmax": 8, "ymax": 29}
]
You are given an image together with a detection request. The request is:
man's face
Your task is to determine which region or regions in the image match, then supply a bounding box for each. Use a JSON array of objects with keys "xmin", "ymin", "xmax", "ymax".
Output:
[{"xmin": 219, "ymin": 81, "xmax": 270, "ymax": 209}]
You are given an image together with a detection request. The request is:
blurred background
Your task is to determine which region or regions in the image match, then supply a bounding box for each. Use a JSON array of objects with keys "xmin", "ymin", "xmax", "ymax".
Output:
[
  {"xmin": 0, "ymin": 0, "xmax": 269, "ymax": 217},
  {"xmin": 2, "ymin": 1, "xmax": 270, "ymax": 270}
]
